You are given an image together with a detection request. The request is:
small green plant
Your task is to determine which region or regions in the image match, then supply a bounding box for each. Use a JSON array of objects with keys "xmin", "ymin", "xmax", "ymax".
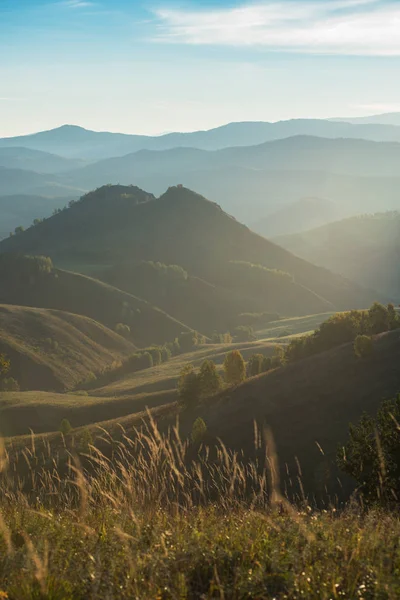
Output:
[
  {"xmin": 191, "ymin": 417, "xmax": 207, "ymax": 444},
  {"xmin": 59, "ymin": 418, "xmax": 72, "ymax": 436}
]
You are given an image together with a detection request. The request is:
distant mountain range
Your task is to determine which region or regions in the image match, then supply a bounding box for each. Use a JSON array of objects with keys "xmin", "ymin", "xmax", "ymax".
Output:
[
  {"xmin": 3, "ymin": 117, "xmax": 400, "ymax": 159},
  {"xmin": 2, "ymin": 135, "xmax": 400, "ymax": 232},
  {"xmin": 331, "ymin": 112, "xmax": 400, "ymax": 126},
  {"xmin": 2, "ymin": 118, "xmax": 400, "ymax": 238}
]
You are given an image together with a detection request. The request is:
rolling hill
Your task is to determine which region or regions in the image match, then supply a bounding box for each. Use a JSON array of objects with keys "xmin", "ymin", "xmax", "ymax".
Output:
[
  {"xmin": 0, "ymin": 147, "xmax": 85, "ymax": 173},
  {"xmin": 176, "ymin": 328, "xmax": 400, "ymax": 496},
  {"xmin": 0, "ymin": 185, "xmax": 379, "ymax": 315},
  {"xmin": 276, "ymin": 213, "xmax": 400, "ymax": 298},
  {"xmin": 65, "ymin": 136, "xmax": 400, "ymax": 189},
  {"xmin": 0, "ymin": 304, "xmax": 136, "ymax": 392},
  {"xmin": 251, "ymin": 197, "xmax": 340, "ymax": 238},
  {"xmin": 0, "ymin": 254, "xmax": 193, "ymax": 347}
]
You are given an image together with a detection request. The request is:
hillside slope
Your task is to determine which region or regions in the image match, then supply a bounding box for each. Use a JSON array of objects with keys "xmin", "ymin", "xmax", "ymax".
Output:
[
  {"xmin": 186, "ymin": 329, "xmax": 400, "ymax": 495},
  {"xmin": 251, "ymin": 197, "xmax": 340, "ymax": 238},
  {"xmin": 0, "ymin": 255, "xmax": 193, "ymax": 347},
  {"xmin": 276, "ymin": 213, "xmax": 400, "ymax": 298},
  {"xmin": 0, "ymin": 185, "xmax": 378, "ymax": 314},
  {"xmin": 0, "ymin": 304, "xmax": 136, "ymax": 392},
  {"xmin": 0, "ymin": 147, "xmax": 85, "ymax": 173}
]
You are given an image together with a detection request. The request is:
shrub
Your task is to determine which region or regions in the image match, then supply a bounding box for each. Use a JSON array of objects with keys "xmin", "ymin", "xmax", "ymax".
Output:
[
  {"xmin": 338, "ymin": 394, "xmax": 400, "ymax": 505},
  {"xmin": 223, "ymin": 350, "xmax": 246, "ymax": 385},
  {"xmin": 354, "ymin": 335, "xmax": 373, "ymax": 358},
  {"xmin": 0, "ymin": 378, "xmax": 19, "ymax": 392},
  {"xmin": 191, "ymin": 417, "xmax": 207, "ymax": 444},
  {"xmin": 59, "ymin": 419, "xmax": 72, "ymax": 436},
  {"xmin": 0, "ymin": 354, "xmax": 10, "ymax": 377}
]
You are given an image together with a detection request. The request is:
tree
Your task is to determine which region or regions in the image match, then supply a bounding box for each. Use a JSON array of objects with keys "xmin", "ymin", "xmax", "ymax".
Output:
[
  {"xmin": 147, "ymin": 347, "xmax": 162, "ymax": 366},
  {"xmin": 161, "ymin": 346, "xmax": 172, "ymax": 362},
  {"xmin": 233, "ymin": 326, "xmax": 255, "ymax": 342},
  {"xmin": 223, "ymin": 350, "xmax": 246, "ymax": 385},
  {"xmin": 354, "ymin": 335, "xmax": 373, "ymax": 358},
  {"xmin": 247, "ymin": 354, "xmax": 264, "ymax": 377},
  {"xmin": 199, "ymin": 360, "xmax": 221, "ymax": 397},
  {"xmin": 178, "ymin": 365, "xmax": 201, "ymax": 407},
  {"xmin": 338, "ymin": 395, "xmax": 400, "ymax": 505},
  {"xmin": 261, "ymin": 356, "xmax": 272, "ymax": 372},
  {"xmin": 0, "ymin": 355, "xmax": 10, "ymax": 378},
  {"xmin": 191, "ymin": 418, "xmax": 207, "ymax": 444},
  {"xmin": 14, "ymin": 226, "xmax": 24, "ymax": 235},
  {"xmin": 272, "ymin": 346, "xmax": 286, "ymax": 368},
  {"xmin": 115, "ymin": 323, "xmax": 131, "ymax": 338},
  {"xmin": 368, "ymin": 302, "xmax": 389, "ymax": 334},
  {"xmin": 59, "ymin": 419, "xmax": 72, "ymax": 436}
]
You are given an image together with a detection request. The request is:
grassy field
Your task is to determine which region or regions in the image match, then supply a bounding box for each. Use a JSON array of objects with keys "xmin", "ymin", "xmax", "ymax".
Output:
[
  {"xmin": 0, "ymin": 338, "xmax": 279, "ymax": 437},
  {"xmin": 0, "ymin": 422, "xmax": 399, "ymax": 599},
  {"xmin": 255, "ymin": 312, "xmax": 335, "ymax": 340}
]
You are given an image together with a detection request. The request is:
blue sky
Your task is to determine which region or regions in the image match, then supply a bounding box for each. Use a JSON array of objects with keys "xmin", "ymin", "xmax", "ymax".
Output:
[{"xmin": 1, "ymin": 0, "xmax": 400, "ymax": 136}]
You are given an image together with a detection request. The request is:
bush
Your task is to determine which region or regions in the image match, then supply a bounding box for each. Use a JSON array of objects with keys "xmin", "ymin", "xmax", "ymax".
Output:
[
  {"xmin": 338, "ymin": 394, "xmax": 400, "ymax": 505},
  {"xmin": 59, "ymin": 419, "xmax": 72, "ymax": 436},
  {"xmin": 0, "ymin": 378, "xmax": 19, "ymax": 392},
  {"xmin": 223, "ymin": 350, "xmax": 246, "ymax": 385},
  {"xmin": 354, "ymin": 335, "xmax": 373, "ymax": 358},
  {"xmin": 191, "ymin": 417, "xmax": 207, "ymax": 444}
]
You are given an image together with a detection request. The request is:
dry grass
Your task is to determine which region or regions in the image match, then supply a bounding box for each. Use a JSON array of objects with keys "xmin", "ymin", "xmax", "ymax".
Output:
[{"xmin": 0, "ymin": 419, "xmax": 399, "ymax": 599}]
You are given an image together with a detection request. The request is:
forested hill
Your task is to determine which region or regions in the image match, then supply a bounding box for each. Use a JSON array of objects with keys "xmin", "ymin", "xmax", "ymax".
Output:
[{"xmin": 0, "ymin": 185, "xmax": 381, "ymax": 314}]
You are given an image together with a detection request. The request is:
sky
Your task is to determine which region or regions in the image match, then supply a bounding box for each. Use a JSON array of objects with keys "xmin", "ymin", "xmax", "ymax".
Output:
[{"xmin": 1, "ymin": 0, "xmax": 400, "ymax": 136}]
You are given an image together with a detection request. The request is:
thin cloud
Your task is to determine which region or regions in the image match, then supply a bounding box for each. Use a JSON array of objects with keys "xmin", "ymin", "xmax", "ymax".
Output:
[
  {"xmin": 152, "ymin": 0, "xmax": 400, "ymax": 56},
  {"xmin": 59, "ymin": 0, "xmax": 95, "ymax": 8}
]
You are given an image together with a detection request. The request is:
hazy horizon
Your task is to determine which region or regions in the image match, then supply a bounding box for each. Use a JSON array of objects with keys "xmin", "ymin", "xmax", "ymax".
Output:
[{"xmin": 2, "ymin": 0, "xmax": 400, "ymax": 137}]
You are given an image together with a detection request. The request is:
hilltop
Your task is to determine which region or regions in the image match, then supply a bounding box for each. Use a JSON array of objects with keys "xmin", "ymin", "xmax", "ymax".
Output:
[
  {"xmin": 0, "ymin": 304, "xmax": 136, "ymax": 392},
  {"xmin": 276, "ymin": 212, "xmax": 400, "ymax": 298},
  {"xmin": 0, "ymin": 185, "xmax": 378, "ymax": 315}
]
